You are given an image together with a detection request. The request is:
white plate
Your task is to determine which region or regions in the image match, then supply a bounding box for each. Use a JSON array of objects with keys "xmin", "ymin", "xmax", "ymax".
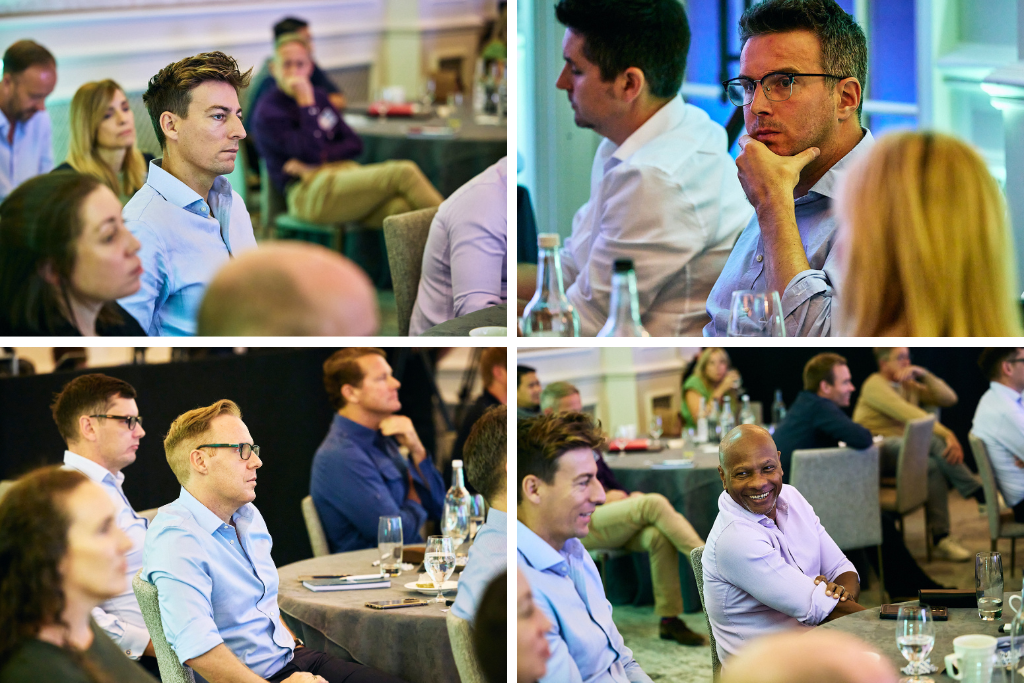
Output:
[
  {"xmin": 469, "ymin": 326, "xmax": 507, "ymax": 337},
  {"xmin": 405, "ymin": 581, "xmax": 458, "ymax": 594}
]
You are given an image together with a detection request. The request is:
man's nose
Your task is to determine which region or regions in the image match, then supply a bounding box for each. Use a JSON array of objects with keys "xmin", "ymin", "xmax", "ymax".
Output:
[
  {"xmin": 749, "ymin": 82, "xmax": 772, "ymax": 116},
  {"xmin": 555, "ymin": 65, "xmax": 571, "ymax": 91}
]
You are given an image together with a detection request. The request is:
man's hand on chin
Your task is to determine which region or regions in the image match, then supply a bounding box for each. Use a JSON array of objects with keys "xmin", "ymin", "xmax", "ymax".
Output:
[{"xmin": 735, "ymin": 135, "xmax": 819, "ymax": 215}]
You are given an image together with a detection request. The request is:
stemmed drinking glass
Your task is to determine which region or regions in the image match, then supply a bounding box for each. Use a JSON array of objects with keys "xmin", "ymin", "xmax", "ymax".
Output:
[
  {"xmin": 469, "ymin": 494, "xmax": 486, "ymax": 542},
  {"xmin": 611, "ymin": 426, "xmax": 631, "ymax": 455},
  {"xmin": 648, "ymin": 416, "xmax": 663, "ymax": 448},
  {"xmin": 424, "ymin": 536, "xmax": 456, "ymax": 603},
  {"xmin": 727, "ymin": 290, "xmax": 785, "ymax": 337},
  {"xmin": 896, "ymin": 605, "xmax": 935, "ymax": 683}
]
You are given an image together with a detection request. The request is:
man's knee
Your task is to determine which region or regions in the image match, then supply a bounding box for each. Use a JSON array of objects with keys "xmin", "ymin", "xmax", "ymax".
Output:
[{"xmin": 638, "ymin": 492, "xmax": 674, "ymax": 519}]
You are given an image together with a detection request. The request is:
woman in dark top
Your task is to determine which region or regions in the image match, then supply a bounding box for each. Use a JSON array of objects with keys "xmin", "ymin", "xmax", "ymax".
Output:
[
  {"xmin": 0, "ymin": 467, "xmax": 157, "ymax": 683},
  {"xmin": 0, "ymin": 172, "xmax": 146, "ymax": 336},
  {"xmin": 53, "ymin": 79, "xmax": 153, "ymax": 204}
]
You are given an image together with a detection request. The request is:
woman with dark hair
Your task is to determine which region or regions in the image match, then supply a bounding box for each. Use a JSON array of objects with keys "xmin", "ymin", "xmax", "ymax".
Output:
[
  {"xmin": 473, "ymin": 571, "xmax": 509, "ymax": 683},
  {"xmin": 0, "ymin": 466, "xmax": 156, "ymax": 682},
  {"xmin": 0, "ymin": 172, "xmax": 146, "ymax": 336}
]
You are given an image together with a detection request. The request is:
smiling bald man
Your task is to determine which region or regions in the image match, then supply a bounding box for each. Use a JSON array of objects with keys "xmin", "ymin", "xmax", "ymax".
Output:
[{"xmin": 702, "ymin": 424, "xmax": 865, "ymax": 662}]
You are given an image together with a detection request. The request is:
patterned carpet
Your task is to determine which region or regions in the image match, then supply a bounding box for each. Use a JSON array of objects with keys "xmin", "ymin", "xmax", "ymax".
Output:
[{"xmin": 616, "ymin": 490, "xmax": 1023, "ymax": 682}]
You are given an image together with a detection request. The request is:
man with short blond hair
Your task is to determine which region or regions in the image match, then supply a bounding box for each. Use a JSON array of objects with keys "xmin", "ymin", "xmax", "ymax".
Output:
[
  {"xmin": 251, "ymin": 34, "xmax": 442, "ymax": 229},
  {"xmin": 311, "ymin": 348, "xmax": 444, "ymax": 552},
  {"xmin": 145, "ymin": 399, "xmax": 404, "ymax": 683},
  {"xmin": 120, "ymin": 51, "xmax": 257, "ymax": 336},
  {"xmin": 53, "ymin": 373, "xmax": 158, "ymax": 675}
]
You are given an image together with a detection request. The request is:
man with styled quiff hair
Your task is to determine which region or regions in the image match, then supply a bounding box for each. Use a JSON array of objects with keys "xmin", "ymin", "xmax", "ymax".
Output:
[{"xmin": 119, "ymin": 51, "xmax": 257, "ymax": 336}]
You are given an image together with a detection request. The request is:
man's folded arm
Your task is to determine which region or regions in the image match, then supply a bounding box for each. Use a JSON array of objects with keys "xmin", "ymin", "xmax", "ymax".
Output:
[
  {"xmin": 715, "ymin": 524, "xmax": 837, "ymax": 625},
  {"xmin": 89, "ymin": 605, "xmax": 152, "ymax": 660},
  {"xmin": 186, "ymin": 643, "xmax": 267, "ymax": 683}
]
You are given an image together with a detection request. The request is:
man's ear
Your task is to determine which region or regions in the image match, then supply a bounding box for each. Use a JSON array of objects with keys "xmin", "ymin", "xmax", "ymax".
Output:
[
  {"xmin": 718, "ymin": 466, "xmax": 727, "ymax": 490},
  {"xmin": 617, "ymin": 67, "xmax": 647, "ymax": 105},
  {"xmin": 835, "ymin": 77, "xmax": 861, "ymax": 122},
  {"xmin": 521, "ymin": 474, "xmax": 543, "ymax": 505},
  {"xmin": 160, "ymin": 111, "xmax": 180, "ymax": 145},
  {"xmin": 189, "ymin": 448, "xmax": 209, "ymax": 477},
  {"xmin": 340, "ymin": 384, "xmax": 359, "ymax": 407},
  {"xmin": 78, "ymin": 414, "xmax": 99, "ymax": 443}
]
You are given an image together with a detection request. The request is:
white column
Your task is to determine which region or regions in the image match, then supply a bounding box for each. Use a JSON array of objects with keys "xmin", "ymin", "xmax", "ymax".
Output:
[
  {"xmin": 379, "ymin": 0, "xmax": 423, "ymax": 98},
  {"xmin": 598, "ymin": 348, "xmax": 641, "ymax": 436}
]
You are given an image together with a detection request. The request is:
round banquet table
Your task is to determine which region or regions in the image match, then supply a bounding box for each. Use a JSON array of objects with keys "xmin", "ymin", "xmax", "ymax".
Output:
[
  {"xmin": 606, "ymin": 445, "xmax": 724, "ymax": 612},
  {"xmin": 347, "ymin": 106, "xmax": 506, "ymax": 197},
  {"xmin": 277, "ymin": 548, "xmax": 460, "ymax": 683},
  {"xmin": 419, "ymin": 303, "xmax": 507, "ymax": 337},
  {"xmin": 817, "ymin": 594, "xmax": 1018, "ymax": 681}
]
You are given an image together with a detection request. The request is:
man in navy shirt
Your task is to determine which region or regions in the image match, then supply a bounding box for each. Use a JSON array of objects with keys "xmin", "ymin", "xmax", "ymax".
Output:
[
  {"xmin": 773, "ymin": 352, "xmax": 873, "ymax": 482},
  {"xmin": 251, "ymin": 34, "xmax": 442, "ymax": 228},
  {"xmin": 310, "ymin": 347, "xmax": 445, "ymax": 552}
]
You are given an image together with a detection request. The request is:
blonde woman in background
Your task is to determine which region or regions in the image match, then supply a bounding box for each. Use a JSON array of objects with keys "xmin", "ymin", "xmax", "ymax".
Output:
[
  {"xmin": 54, "ymin": 80, "xmax": 152, "ymax": 203},
  {"xmin": 680, "ymin": 347, "xmax": 741, "ymax": 430},
  {"xmin": 836, "ymin": 131, "xmax": 1023, "ymax": 336}
]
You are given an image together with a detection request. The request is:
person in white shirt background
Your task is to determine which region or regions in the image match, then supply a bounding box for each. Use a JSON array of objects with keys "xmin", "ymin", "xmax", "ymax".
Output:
[
  {"xmin": 973, "ymin": 348, "xmax": 1024, "ymax": 522},
  {"xmin": 53, "ymin": 373, "xmax": 160, "ymax": 678},
  {"xmin": 515, "ymin": 0, "xmax": 753, "ymax": 337}
]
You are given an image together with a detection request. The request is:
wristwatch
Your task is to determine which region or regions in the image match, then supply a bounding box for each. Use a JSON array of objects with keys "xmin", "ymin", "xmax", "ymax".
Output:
[{"xmin": 293, "ymin": 637, "xmax": 305, "ymax": 648}]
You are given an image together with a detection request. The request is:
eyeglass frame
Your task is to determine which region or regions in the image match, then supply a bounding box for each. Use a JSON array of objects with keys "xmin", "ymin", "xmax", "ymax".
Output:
[
  {"xmin": 197, "ymin": 443, "xmax": 260, "ymax": 460},
  {"xmin": 722, "ymin": 71, "xmax": 851, "ymax": 107},
  {"xmin": 89, "ymin": 414, "xmax": 144, "ymax": 430}
]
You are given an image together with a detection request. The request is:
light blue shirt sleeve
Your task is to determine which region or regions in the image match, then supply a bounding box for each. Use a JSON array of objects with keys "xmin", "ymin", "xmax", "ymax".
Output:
[
  {"xmin": 450, "ymin": 510, "xmax": 507, "ymax": 621},
  {"xmin": 144, "ymin": 523, "xmax": 223, "ymax": 663},
  {"xmin": 38, "ymin": 113, "xmax": 53, "ymax": 173},
  {"xmin": 120, "ymin": 218, "xmax": 170, "ymax": 335}
]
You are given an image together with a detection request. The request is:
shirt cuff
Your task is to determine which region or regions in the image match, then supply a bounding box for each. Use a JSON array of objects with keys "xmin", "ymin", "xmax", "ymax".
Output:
[
  {"xmin": 806, "ymin": 579, "xmax": 838, "ymax": 625},
  {"xmin": 119, "ymin": 622, "xmax": 153, "ymax": 660},
  {"xmin": 780, "ymin": 269, "xmax": 833, "ymax": 337},
  {"xmin": 169, "ymin": 616, "xmax": 224, "ymax": 665}
]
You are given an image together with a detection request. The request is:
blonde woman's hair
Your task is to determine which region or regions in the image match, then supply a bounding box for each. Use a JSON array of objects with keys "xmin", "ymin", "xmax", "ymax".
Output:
[
  {"xmin": 163, "ymin": 399, "xmax": 242, "ymax": 485},
  {"xmin": 65, "ymin": 80, "xmax": 147, "ymax": 199},
  {"xmin": 838, "ymin": 131, "xmax": 1023, "ymax": 336},
  {"xmin": 694, "ymin": 347, "xmax": 730, "ymax": 387}
]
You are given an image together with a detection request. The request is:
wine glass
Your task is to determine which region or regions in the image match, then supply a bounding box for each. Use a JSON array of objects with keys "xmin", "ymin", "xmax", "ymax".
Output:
[
  {"xmin": 896, "ymin": 605, "xmax": 935, "ymax": 682},
  {"xmin": 469, "ymin": 494, "xmax": 486, "ymax": 541},
  {"xmin": 377, "ymin": 516, "xmax": 403, "ymax": 577},
  {"xmin": 424, "ymin": 536, "xmax": 456, "ymax": 603},
  {"xmin": 648, "ymin": 415, "xmax": 663, "ymax": 448},
  {"xmin": 611, "ymin": 426, "xmax": 631, "ymax": 455},
  {"xmin": 441, "ymin": 499, "xmax": 470, "ymax": 555},
  {"xmin": 727, "ymin": 290, "xmax": 785, "ymax": 337}
]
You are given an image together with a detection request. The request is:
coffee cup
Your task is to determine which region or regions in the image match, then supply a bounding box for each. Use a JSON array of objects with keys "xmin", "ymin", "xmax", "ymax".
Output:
[{"xmin": 944, "ymin": 634, "xmax": 997, "ymax": 682}]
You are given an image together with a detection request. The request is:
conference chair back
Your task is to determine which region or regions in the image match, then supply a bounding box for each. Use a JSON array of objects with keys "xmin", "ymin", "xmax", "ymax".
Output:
[
  {"xmin": 968, "ymin": 432, "xmax": 1024, "ymax": 574},
  {"xmin": 445, "ymin": 611, "xmax": 487, "ymax": 683},
  {"xmin": 689, "ymin": 545, "xmax": 720, "ymax": 680},
  {"xmin": 894, "ymin": 416, "xmax": 935, "ymax": 514},
  {"xmin": 302, "ymin": 495, "xmax": 330, "ymax": 558},
  {"xmin": 132, "ymin": 570, "xmax": 196, "ymax": 683},
  {"xmin": 382, "ymin": 206, "xmax": 439, "ymax": 336},
  {"xmin": 790, "ymin": 445, "xmax": 881, "ymax": 550}
]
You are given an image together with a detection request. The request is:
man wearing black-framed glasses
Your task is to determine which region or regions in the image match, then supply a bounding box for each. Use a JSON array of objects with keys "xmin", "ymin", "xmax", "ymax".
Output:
[
  {"xmin": 705, "ymin": 0, "xmax": 873, "ymax": 337},
  {"xmin": 974, "ymin": 349, "xmax": 1024, "ymax": 523},
  {"xmin": 51, "ymin": 373, "xmax": 161, "ymax": 677}
]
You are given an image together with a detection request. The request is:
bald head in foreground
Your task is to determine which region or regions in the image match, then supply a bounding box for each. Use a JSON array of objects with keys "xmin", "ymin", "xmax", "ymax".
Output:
[
  {"xmin": 721, "ymin": 630, "xmax": 897, "ymax": 683},
  {"xmin": 702, "ymin": 424, "xmax": 865, "ymax": 661},
  {"xmin": 197, "ymin": 241, "xmax": 379, "ymax": 335}
]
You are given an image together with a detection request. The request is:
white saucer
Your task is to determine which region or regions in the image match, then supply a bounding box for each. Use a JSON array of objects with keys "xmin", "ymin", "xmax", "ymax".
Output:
[{"xmin": 405, "ymin": 581, "xmax": 458, "ymax": 594}]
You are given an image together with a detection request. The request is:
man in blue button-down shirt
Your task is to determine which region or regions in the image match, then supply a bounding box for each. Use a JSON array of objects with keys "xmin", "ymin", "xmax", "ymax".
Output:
[
  {"xmin": 144, "ymin": 399, "xmax": 405, "ymax": 683},
  {"xmin": 119, "ymin": 52, "xmax": 258, "ymax": 336},
  {"xmin": 0, "ymin": 40, "xmax": 56, "ymax": 201},
  {"xmin": 311, "ymin": 348, "xmax": 445, "ymax": 553},
  {"xmin": 518, "ymin": 412, "xmax": 653, "ymax": 683},
  {"xmin": 974, "ymin": 348, "xmax": 1024, "ymax": 522}
]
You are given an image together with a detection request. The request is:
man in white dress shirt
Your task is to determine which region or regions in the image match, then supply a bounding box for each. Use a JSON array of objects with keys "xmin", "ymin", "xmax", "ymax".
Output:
[
  {"xmin": 517, "ymin": 0, "xmax": 753, "ymax": 336},
  {"xmin": 702, "ymin": 424, "xmax": 864, "ymax": 661},
  {"xmin": 53, "ymin": 373, "xmax": 158, "ymax": 678},
  {"xmin": 973, "ymin": 348, "xmax": 1024, "ymax": 522}
]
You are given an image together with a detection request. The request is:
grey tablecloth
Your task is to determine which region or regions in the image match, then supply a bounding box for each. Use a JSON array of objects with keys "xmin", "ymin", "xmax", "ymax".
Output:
[
  {"xmin": 277, "ymin": 548, "xmax": 460, "ymax": 683},
  {"xmin": 606, "ymin": 446, "xmax": 723, "ymax": 612},
  {"xmin": 348, "ymin": 107, "xmax": 506, "ymax": 197},
  {"xmin": 419, "ymin": 304, "xmax": 507, "ymax": 336},
  {"xmin": 818, "ymin": 594, "xmax": 1017, "ymax": 681}
]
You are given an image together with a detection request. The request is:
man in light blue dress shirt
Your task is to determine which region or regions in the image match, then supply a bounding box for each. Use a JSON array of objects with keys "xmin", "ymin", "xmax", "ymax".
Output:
[
  {"xmin": 518, "ymin": 412, "xmax": 653, "ymax": 683},
  {"xmin": 0, "ymin": 40, "xmax": 56, "ymax": 201},
  {"xmin": 120, "ymin": 52, "xmax": 257, "ymax": 336},
  {"xmin": 144, "ymin": 399, "xmax": 405, "ymax": 683},
  {"xmin": 451, "ymin": 405, "xmax": 507, "ymax": 622},
  {"xmin": 974, "ymin": 348, "xmax": 1024, "ymax": 522},
  {"xmin": 54, "ymin": 373, "xmax": 159, "ymax": 677},
  {"xmin": 705, "ymin": 0, "xmax": 872, "ymax": 337}
]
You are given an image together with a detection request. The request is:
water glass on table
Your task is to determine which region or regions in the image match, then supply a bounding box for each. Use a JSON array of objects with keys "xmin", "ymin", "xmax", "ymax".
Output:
[
  {"xmin": 648, "ymin": 415, "xmax": 663, "ymax": 448},
  {"xmin": 424, "ymin": 535, "xmax": 456, "ymax": 603},
  {"xmin": 727, "ymin": 290, "xmax": 785, "ymax": 337},
  {"xmin": 976, "ymin": 552, "xmax": 1004, "ymax": 620},
  {"xmin": 469, "ymin": 494, "xmax": 486, "ymax": 542},
  {"xmin": 378, "ymin": 516, "xmax": 403, "ymax": 577},
  {"xmin": 896, "ymin": 605, "xmax": 935, "ymax": 683}
]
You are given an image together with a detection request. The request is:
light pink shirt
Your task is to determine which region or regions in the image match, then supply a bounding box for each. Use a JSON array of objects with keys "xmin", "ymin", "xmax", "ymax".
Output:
[{"xmin": 702, "ymin": 484, "xmax": 857, "ymax": 661}]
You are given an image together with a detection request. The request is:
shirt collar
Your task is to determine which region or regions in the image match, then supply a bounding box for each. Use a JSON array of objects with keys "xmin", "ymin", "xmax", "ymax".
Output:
[
  {"xmin": 0, "ymin": 108, "xmax": 9, "ymax": 135},
  {"xmin": 516, "ymin": 519, "xmax": 582, "ymax": 572},
  {"xmin": 717, "ymin": 485, "xmax": 791, "ymax": 525},
  {"xmin": 608, "ymin": 95, "xmax": 686, "ymax": 168},
  {"xmin": 176, "ymin": 486, "xmax": 253, "ymax": 535},
  {"xmin": 64, "ymin": 450, "xmax": 123, "ymax": 486},
  {"xmin": 990, "ymin": 381, "xmax": 1024, "ymax": 404},
  {"xmin": 145, "ymin": 158, "xmax": 232, "ymax": 218},
  {"xmin": 332, "ymin": 413, "xmax": 380, "ymax": 448},
  {"xmin": 800, "ymin": 128, "xmax": 875, "ymax": 202}
]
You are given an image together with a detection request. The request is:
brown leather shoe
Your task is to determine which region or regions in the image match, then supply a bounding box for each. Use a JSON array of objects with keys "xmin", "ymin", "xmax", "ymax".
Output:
[{"xmin": 659, "ymin": 617, "xmax": 709, "ymax": 646}]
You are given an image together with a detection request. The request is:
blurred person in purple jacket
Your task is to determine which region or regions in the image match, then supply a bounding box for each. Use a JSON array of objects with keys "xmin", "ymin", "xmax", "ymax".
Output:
[{"xmin": 251, "ymin": 33, "xmax": 443, "ymax": 227}]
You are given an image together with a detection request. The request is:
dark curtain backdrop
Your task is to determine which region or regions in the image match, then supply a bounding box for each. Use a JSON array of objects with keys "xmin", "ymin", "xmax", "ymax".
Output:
[
  {"xmin": 0, "ymin": 347, "xmax": 445, "ymax": 567},
  {"xmin": 722, "ymin": 347, "xmax": 991, "ymax": 470}
]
